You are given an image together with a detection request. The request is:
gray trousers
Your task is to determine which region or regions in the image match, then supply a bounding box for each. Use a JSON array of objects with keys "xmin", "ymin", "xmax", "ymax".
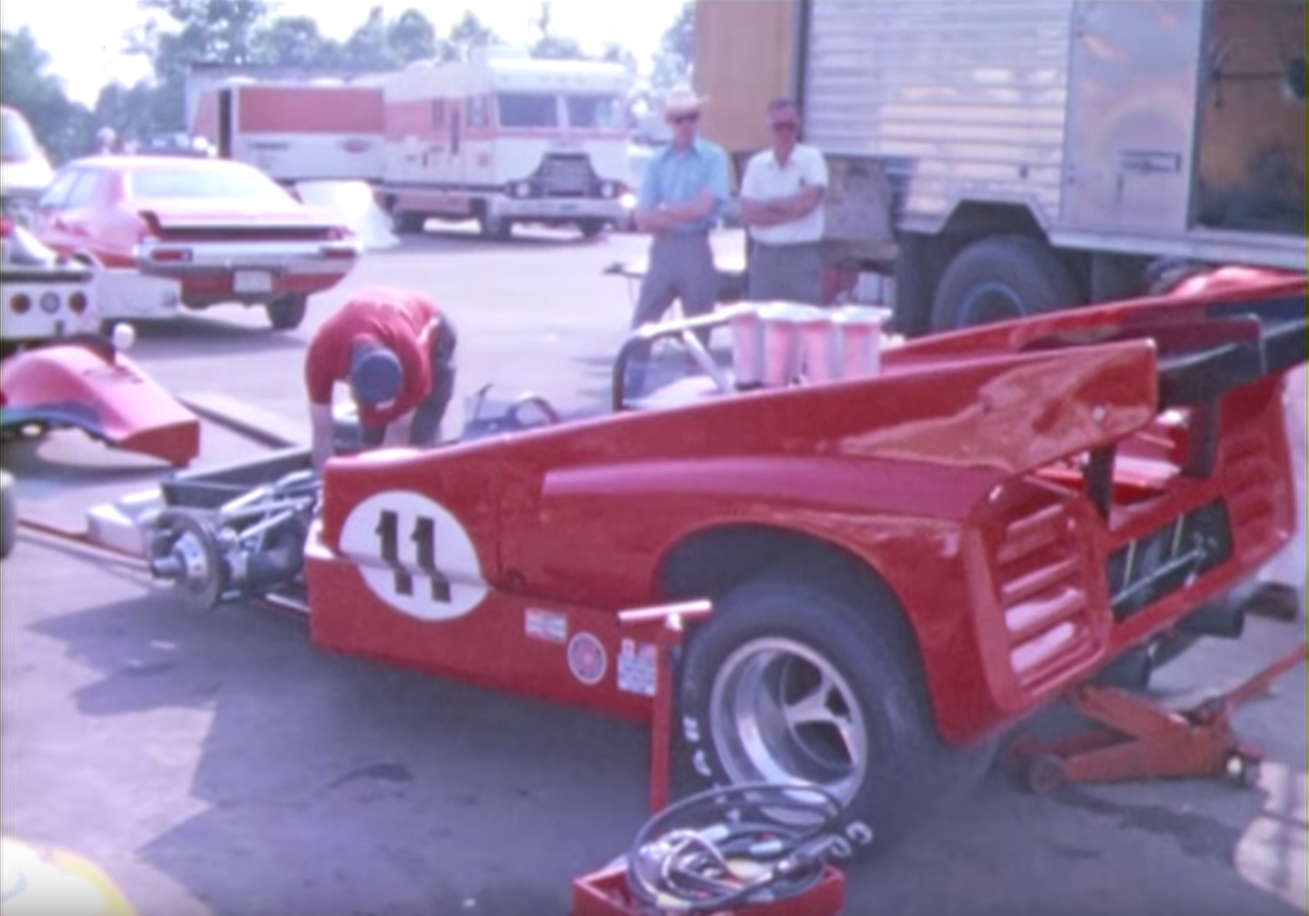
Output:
[
  {"xmin": 747, "ymin": 240, "xmax": 823, "ymax": 305},
  {"xmin": 632, "ymin": 233, "xmax": 718, "ymax": 328}
]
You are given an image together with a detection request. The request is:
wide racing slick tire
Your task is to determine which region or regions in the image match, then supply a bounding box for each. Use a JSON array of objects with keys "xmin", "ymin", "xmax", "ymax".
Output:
[
  {"xmin": 0, "ymin": 470, "xmax": 15, "ymax": 561},
  {"xmin": 930, "ymin": 234, "xmax": 1082, "ymax": 332},
  {"xmin": 679, "ymin": 572, "xmax": 954, "ymax": 858},
  {"xmin": 265, "ymin": 294, "xmax": 308, "ymax": 331}
]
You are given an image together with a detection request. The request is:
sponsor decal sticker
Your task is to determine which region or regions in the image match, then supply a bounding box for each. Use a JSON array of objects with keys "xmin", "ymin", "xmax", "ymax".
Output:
[
  {"xmin": 567, "ymin": 632, "xmax": 607, "ymax": 686},
  {"xmin": 616, "ymin": 638, "xmax": 659, "ymax": 696},
  {"xmin": 524, "ymin": 608, "xmax": 568, "ymax": 644}
]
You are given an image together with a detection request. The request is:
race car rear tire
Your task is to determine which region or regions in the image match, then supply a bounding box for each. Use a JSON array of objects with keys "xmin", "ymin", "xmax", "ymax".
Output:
[
  {"xmin": 265, "ymin": 294, "xmax": 308, "ymax": 331},
  {"xmin": 0, "ymin": 470, "xmax": 16, "ymax": 561},
  {"xmin": 678, "ymin": 572, "xmax": 948, "ymax": 858},
  {"xmin": 930, "ymin": 234, "xmax": 1081, "ymax": 331}
]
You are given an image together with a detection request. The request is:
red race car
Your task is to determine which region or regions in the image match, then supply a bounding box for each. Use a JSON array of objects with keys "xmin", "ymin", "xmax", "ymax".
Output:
[
  {"xmin": 30, "ymin": 156, "xmax": 360, "ymax": 330},
  {"xmin": 134, "ymin": 274, "xmax": 1306, "ymax": 855}
]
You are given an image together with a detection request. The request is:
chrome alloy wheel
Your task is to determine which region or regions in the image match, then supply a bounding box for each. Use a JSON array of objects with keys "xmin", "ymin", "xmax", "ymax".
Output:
[{"xmin": 708, "ymin": 636, "xmax": 869, "ymax": 804}]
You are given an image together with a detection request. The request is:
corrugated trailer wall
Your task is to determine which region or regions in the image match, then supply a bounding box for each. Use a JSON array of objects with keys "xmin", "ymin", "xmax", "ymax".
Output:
[{"xmin": 801, "ymin": 0, "xmax": 1077, "ymax": 231}]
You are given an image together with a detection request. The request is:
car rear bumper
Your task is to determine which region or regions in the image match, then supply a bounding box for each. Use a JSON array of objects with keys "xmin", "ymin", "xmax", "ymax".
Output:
[
  {"xmin": 134, "ymin": 238, "xmax": 359, "ymax": 306},
  {"xmin": 488, "ymin": 196, "xmax": 628, "ymax": 222}
]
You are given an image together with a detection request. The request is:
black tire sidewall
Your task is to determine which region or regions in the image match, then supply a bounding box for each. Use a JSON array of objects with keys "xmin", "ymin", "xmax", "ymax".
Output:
[
  {"xmin": 930, "ymin": 234, "xmax": 1081, "ymax": 332},
  {"xmin": 266, "ymin": 295, "xmax": 308, "ymax": 331},
  {"xmin": 679, "ymin": 575, "xmax": 941, "ymax": 855}
]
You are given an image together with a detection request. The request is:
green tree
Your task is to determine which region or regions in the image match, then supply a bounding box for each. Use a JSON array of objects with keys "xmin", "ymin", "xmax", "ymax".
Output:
[
  {"xmin": 387, "ymin": 8, "xmax": 440, "ymax": 65},
  {"xmin": 250, "ymin": 15, "xmax": 342, "ymax": 67},
  {"xmin": 0, "ymin": 27, "xmax": 95, "ymax": 163},
  {"xmin": 340, "ymin": 6, "xmax": 441, "ymax": 69},
  {"xmin": 528, "ymin": 1, "xmax": 585, "ymax": 60},
  {"xmin": 443, "ymin": 10, "xmax": 500, "ymax": 63},
  {"xmin": 92, "ymin": 81, "xmax": 163, "ymax": 148},
  {"xmin": 126, "ymin": 0, "xmax": 279, "ymax": 131},
  {"xmin": 650, "ymin": 0, "xmax": 694, "ymax": 90}
]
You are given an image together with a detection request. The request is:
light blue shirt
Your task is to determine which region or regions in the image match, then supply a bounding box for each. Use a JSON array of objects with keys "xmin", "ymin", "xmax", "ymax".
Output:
[{"xmin": 637, "ymin": 137, "xmax": 730, "ymax": 235}]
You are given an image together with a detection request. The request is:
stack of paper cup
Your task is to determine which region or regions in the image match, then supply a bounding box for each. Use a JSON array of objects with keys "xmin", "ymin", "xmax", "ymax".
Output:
[
  {"xmin": 728, "ymin": 305, "xmax": 765, "ymax": 389},
  {"xmin": 799, "ymin": 309, "xmax": 839, "ymax": 383},
  {"xmin": 759, "ymin": 304, "xmax": 810, "ymax": 387},
  {"xmin": 831, "ymin": 306, "xmax": 889, "ymax": 379}
]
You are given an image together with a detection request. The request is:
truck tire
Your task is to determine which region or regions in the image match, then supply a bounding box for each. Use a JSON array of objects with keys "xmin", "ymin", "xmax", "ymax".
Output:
[
  {"xmin": 1, "ymin": 470, "xmax": 16, "ymax": 561},
  {"xmin": 392, "ymin": 209, "xmax": 426, "ymax": 235},
  {"xmin": 678, "ymin": 572, "xmax": 948, "ymax": 857},
  {"xmin": 930, "ymin": 235, "xmax": 1081, "ymax": 331},
  {"xmin": 265, "ymin": 294, "xmax": 308, "ymax": 331},
  {"xmin": 577, "ymin": 218, "xmax": 607, "ymax": 240},
  {"xmin": 477, "ymin": 210, "xmax": 512, "ymax": 242}
]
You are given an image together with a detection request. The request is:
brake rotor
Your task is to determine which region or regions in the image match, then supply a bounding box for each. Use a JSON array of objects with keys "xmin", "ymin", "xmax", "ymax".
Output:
[{"xmin": 150, "ymin": 508, "xmax": 228, "ymax": 611}]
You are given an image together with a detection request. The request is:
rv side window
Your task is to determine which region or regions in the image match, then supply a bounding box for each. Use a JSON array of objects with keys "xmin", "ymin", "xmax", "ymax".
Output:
[
  {"xmin": 431, "ymin": 99, "xmax": 446, "ymax": 128},
  {"xmin": 497, "ymin": 94, "xmax": 558, "ymax": 128},
  {"xmin": 566, "ymin": 95, "xmax": 626, "ymax": 131},
  {"xmin": 467, "ymin": 96, "xmax": 488, "ymax": 128}
]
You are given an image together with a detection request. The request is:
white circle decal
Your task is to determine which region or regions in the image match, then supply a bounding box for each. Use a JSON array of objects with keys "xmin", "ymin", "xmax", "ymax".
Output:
[
  {"xmin": 339, "ymin": 490, "xmax": 489, "ymax": 621},
  {"xmin": 567, "ymin": 632, "xmax": 607, "ymax": 686}
]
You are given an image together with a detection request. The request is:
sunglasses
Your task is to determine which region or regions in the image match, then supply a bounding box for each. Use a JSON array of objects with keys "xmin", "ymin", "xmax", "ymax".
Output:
[{"xmin": 668, "ymin": 112, "xmax": 700, "ymax": 125}]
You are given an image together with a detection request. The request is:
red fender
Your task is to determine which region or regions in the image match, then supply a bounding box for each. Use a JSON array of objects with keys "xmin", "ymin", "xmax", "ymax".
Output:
[{"xmin": 0, "ymin": 340, "xmax": 199, "ymax": 467}]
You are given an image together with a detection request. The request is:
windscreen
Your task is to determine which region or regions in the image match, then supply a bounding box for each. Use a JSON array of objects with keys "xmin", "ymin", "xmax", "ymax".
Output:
[
  {"xmin": 496, "ymin": 94, "xmax": 558, "ymax": 128},
  {"xmin": 128, "ymin": 166, "xmax": 292, "ymax": 201},
  {"xmin": 1, "ymin": 110, "xmax": 42, "ymax": 162},
  {"xmin": 565, "ymin": 95, "xmax": 627, "ymax": 131}
]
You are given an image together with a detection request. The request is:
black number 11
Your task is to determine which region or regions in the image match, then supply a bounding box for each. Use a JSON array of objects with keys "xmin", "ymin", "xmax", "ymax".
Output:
[{"xmin": 375, "ymin": 509, "xmax": 452, "ymax": 603}]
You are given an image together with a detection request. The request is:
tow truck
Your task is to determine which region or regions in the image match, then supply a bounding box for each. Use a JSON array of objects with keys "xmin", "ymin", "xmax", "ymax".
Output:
[{"xmin": 0, "ymin": 216, "xmax": 199, "ymax": 559}]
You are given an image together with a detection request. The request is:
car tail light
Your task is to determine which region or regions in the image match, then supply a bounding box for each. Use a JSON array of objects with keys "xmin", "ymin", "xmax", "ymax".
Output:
[
  {"xmin": 149, "ymin": 247, "xmax": 193, "ymax": 263},
  {"xmin": 0, "ymin": 218, "xmax": 11, "ymax": 238},
  {"xmin": 11, "ymin": 293, "xmax": 32, "ymax": 314},
  {"xmin": 38, "ymin": 292, "xmax": 60, "ymax": 314},
  {"xmin": 69, "ymin": 291, "xmax": 88, "ymax": 314}
]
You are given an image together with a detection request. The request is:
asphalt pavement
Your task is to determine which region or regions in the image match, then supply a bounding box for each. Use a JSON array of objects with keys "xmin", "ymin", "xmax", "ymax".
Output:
[{"xmin": 2, "ymin": 223, "xmax": 1304, "ymax": 916}]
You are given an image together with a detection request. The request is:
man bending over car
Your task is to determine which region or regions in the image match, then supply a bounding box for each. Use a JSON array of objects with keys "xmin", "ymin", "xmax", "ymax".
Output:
[{"xmin": 304, "ymin": 287, "xmax": 457, "ymax": 469}]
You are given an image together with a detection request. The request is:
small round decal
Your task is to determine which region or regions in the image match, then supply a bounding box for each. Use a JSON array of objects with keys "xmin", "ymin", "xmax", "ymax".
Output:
[{"xmin": 567, "ymin": 632, "xmax": 607, "ymax": 686}]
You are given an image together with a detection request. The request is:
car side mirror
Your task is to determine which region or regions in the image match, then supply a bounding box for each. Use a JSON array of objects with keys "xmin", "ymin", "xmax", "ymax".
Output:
[{"xmin": 1288, "ymin": 57, "xmax": 1306, "ymax": 101}]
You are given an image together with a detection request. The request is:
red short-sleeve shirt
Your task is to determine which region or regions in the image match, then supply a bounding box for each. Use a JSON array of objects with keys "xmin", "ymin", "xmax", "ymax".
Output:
[{"xmin": 304, "ymin": 286, "xmax": 441, "ymax": 428}]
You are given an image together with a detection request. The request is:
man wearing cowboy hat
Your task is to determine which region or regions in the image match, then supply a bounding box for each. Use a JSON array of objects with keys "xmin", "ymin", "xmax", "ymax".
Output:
[{"xmin": 630, "ymin": 85, "xmax": 731, "ymax": 330}]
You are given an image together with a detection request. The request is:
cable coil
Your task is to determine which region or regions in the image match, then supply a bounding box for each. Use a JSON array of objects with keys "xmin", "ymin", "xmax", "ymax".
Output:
[{"xmin": 625, "ymin": 783, "xmax": 848, "ymax": 914}]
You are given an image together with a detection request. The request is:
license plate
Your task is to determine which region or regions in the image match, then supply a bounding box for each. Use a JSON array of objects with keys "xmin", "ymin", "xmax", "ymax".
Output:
[{"xmin": 233, "ymin": 269, "xmax": 274, "ymax": 294}]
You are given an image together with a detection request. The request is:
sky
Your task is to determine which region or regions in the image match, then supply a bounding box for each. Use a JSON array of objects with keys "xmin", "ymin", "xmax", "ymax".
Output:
[{"xmin": 0, "ymin": 0, "xmax": 686, "ymax": 106}]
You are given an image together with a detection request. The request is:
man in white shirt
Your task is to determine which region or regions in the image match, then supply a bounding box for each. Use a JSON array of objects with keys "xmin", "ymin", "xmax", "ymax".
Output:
[{"xmin": 739, "ymin": 97, "xmax": 829, "ymax": 304}]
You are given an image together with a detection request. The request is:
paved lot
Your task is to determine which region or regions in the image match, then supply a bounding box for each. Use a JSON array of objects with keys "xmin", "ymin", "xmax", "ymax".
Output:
[{"xmin": 2, "ymin": 224, "xmax": 1305, "ymax": 916}]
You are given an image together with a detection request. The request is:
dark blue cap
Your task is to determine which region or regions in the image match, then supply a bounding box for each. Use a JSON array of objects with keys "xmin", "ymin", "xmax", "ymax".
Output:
[{"xmin": 349, "ymin": 344, "xmax": 402, "ymax": 407}]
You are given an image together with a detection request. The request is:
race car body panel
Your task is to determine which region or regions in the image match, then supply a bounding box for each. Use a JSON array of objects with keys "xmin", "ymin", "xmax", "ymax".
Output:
[
  {"xmin": 307, "ymin": 274, "xmax": 1305, "ymax": 745},
  {"xmin": 0, "ymin": 340, "xmax": 199, "ymax": 466}
]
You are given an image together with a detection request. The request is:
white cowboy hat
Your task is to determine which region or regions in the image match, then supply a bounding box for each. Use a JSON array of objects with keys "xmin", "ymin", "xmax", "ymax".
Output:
[{"xmin": 662, "ymin": 85, "xmax": 710, "ymax": 116}]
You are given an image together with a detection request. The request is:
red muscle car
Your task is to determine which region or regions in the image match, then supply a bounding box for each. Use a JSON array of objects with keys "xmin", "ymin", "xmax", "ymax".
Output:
[
  {"xmin": 296, "ymin": 274, "xmax": 1306, "ymax": 853},
  {"xmin": 31, "ymin": 156, "xmax": 360, "ymax": 330}
]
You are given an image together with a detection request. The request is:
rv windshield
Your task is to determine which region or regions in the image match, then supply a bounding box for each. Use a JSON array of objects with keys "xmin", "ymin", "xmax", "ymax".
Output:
[
  {"xmin": 566, "ymin": 95, "xmax": 626, "ymax": 131},
  {"xmin": 497, "ymin": 94, "xmax": 558, "ymax": 128}
]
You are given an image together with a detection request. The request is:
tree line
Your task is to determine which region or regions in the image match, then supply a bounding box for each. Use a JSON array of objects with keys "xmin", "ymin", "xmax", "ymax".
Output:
[{"xmin": 2, "ymin": 0, "xmax": 694, "ymax": 164}]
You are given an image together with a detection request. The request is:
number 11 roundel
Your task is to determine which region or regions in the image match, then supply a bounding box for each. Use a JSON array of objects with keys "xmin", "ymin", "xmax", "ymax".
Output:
[{"xmin": 339, "ymin": 490, "xmax": 490, "ymax": 621}]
